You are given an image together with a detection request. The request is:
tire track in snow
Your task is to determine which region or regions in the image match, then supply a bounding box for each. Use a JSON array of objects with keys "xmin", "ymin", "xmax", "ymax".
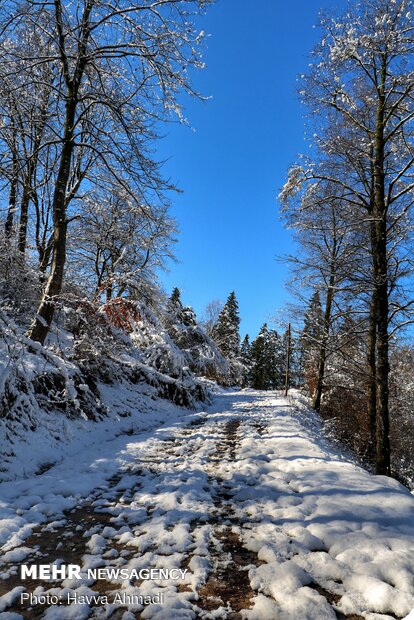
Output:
[
  {"xmin": 197, "ymin": 406, "xmax": 366, "ymax": 620},
  {"xmin": 194, "ymin": 419, "xmax": 261, "ymax": 619}
]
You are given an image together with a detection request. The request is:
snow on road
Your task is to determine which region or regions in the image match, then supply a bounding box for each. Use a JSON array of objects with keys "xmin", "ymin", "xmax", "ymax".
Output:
[{"xmin": 0, "ymin": 390, "xmax": 414, "ymax": 619}]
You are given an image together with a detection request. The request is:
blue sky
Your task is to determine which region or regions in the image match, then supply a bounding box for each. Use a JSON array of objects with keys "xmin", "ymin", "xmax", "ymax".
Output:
[{"xmin": 157, "ymin": 0, "xmax": 344, "ymax": 339}]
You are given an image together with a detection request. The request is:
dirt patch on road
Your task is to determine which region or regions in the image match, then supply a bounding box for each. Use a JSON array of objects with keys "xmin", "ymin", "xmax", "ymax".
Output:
[
  {"xmin": 309, "ymin": 574, "xmax": 369, "ymax": 620},
  {"xmin": 197, "ymin": 528, "xmax": 257, "ymax": 617},
  {"xmin": 0, "ymin": 473, "xmax": 144, "ymax": 618},
  {"xmin": 195, "ymin": 418, "xmax": 258, "ymax": 618}
]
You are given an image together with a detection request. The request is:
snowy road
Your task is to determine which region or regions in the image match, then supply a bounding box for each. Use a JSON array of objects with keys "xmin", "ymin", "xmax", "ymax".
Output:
[{"xmin": 1, "ymin": 391, "xmax": 414, "ymax": 619}]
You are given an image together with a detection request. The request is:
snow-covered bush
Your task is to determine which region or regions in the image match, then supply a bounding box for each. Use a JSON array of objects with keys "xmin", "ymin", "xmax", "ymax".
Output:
[
  {"xmin": 163, "ymin": 289, "xmax": 233, "ymax": 385},
  {"xmin": 0, "ymin": 233, "xmax": 41, "ymax": 321}
]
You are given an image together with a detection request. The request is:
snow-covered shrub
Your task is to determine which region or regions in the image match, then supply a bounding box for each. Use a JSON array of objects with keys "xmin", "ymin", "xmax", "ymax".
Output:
[
  {"xmin": 163, "ymin": 309, "xmax": 231, "ymax": 384},
  {"xmin": 316, "ymin": 338, "xmax": 414, "ymax": 488},
  {"xmin": 389, "ymin": 346, "xmax": 414, "ymax": 488},
  {"xmin": 0, "ymin": 233, "xmax": 41, "ymax": 321},
  {"xmin": 64, "ymin": 296, "xmax": 208, "ymax": 406}
]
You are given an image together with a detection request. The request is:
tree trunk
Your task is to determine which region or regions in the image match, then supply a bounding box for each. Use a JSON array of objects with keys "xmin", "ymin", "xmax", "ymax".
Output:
[
  {"xmin": 39, "ymin": 236, "xmax": 54, "ymax": 274},
  {"xmin": 367, "ymin": 160, "xmax": 378, "ymax": 461},
  {"xmin": 313, "ymin": 215, "xmax": 337, "ymax": 413},
  {"xmin": 374, "ymin": 217, "xmax": 390, "ymax": 475},
  {"xmin": 27, "ymin": 97, "xmax": 77, "ymax": 344},
  {"xmin": 18, "ymin": 177, "xmax": 31, "ymax": 254},
  {"xmin": 367, "ymin": 291, "xmax": 377, "ymax": 457},
  {"xmin": 27, "ymin": 0, "xmax": 93, "ymax": 344},
  {"xmin": 106, "ymin": 285, "xmax": 113, "ymax": 303},
  {"xmin": 373, "ymin": 58, "xmax": 391, "ymax": 476},
  {"xmin": 5, "ymin": 143, "xmax": 18, "ymax": 238},
  {"xmin": 313, "ymin": 274, "xmax": 334, "ymax": 412}
]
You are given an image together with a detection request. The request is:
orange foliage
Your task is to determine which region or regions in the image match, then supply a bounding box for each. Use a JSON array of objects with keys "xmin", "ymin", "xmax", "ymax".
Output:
[{"xmin": 102, "ymin": 298, "xmax": 141, "ymax": 333}]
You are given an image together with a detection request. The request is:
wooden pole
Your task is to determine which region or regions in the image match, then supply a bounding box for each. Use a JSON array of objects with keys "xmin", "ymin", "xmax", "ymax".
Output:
[{"xmin": 284, "ymin": 322, "xmax": 291, "ymax": 397}]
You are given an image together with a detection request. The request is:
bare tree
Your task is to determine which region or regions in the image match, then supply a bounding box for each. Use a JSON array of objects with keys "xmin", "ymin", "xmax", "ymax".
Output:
[
  {"xmin": 281, "ymin": 0, "xmax": 414, "ymax": 475},
  {"xmin": 69, "ymin": 182, "xmax": 177, "ymax": 301},
  {"xmin": 280, "ymin": 180, "xmax": 363, "ymax": 413},
  {"xmin": 0, "ymin": 0, "xmax": 212, "ymax": 344},
  {"xmin": 200, "ymin": 299, "xmax": 223, "ymax": 336}
]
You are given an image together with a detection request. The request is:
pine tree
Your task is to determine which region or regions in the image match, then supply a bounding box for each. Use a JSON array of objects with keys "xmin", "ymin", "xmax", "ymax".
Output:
[
  {"xmin": 240, "ymin": 334, "xmax": 251, "ymax": 363},
  {"xmin": 249, "ymin": 324, "xmax": 276, "ymax": 390},
  {"xmin": 211, "ymin": 291, "xmax": 241, "ymax": 358},
  {"xmin": 248, "ymin": 325, "xmax": 286, "ymax": 391},
  {"xmin": 268, "ymin": 329, "xmax": 284, "ymax": 389},
  {"xmin": 182, "ymin": 306, "xmax": 197, "ymax": 327},
  {"xmin": 240, "ymin": 334, "xmax": 252, "ymax": 387},
  {"xmin": 301, "ymin": 291, "xmax": 324, "ymax": 395},
  {"xmin": 167, "ymin": 287, "xmax": 185, "ymax": 323},
  {"xmin": 169, "ymin": 287, "xmax": 181, "ymax": 309},
  {"xmin": 250, "ymin": 324, "xmax": 269, "ymax": 390}
]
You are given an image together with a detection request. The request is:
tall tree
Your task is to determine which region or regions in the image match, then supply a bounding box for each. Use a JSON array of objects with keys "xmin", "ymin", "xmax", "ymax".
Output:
[
  {"xmin": 280, "ymin": 179, "xmax": 360, "ymax": 411},
  {"xmin": 250, "ymin": 324, "xmax": 284, "ymax": 391},
  {"xmin": 240, "ymin": 334, "xmax": 252, "ymax": 387},
  {"xmin": 167, "ymin": 288, "xmax": 185, "ymax": 323},
  {"xmin": 281, "ymin": 0, "xmax": 414, "ymax": 475},
  {"xmin": 211, "ymin": 291, "xmax": 241, "ymax": 359},
  {"xmin": 250, "ymin": 324, "xmax": 271, "ymax": 390}
]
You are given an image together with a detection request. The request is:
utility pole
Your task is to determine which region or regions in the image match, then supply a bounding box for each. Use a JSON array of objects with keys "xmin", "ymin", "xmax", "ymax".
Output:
[{"xmin": 284, "ymin": 323, "xmax": 291, "ymax": 397}]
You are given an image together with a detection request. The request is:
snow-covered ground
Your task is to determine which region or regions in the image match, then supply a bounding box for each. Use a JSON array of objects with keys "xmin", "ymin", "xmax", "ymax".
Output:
[{"xmin": 0, "ymin": 390, "xmax": 414, "ymax": 619}]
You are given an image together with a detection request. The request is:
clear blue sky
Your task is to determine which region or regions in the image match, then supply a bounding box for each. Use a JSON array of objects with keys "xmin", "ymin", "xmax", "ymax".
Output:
[{"xmin": 157, "ymin": 0, "xmax": 344, "ymax": 339}]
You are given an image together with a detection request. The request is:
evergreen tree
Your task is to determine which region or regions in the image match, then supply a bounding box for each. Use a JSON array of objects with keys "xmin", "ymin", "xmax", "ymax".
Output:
[
  {"xmin": 248, "ymin": 324, "xmax": 286, "ymax": 391},
  {"xmin": 240, "ymin": 334, "xmax": 252, "ymax": 387},
  {"xmin": 167, "ymin": 287, "xmax": 185, "ymax": 323},
  {"xmin": 182, "ymin": 306, "xmax": 197, "ymax": 327},
  {"xmin": 268, "ymin": 329, "xmax": 285, "ymax": 389},
  {"xmin": 166, "ymin": 288, "xmax": 197, "ymax": 327},
  {"xmin": 250, "ymin": 324, "xmax": 270, "ymax": 390},
  {"xmin": 211, "ymin": 291, "xmax": 241, "ymax": 358},
  {"xmin": 240, "ymin": 334, "xmax": 251, "ymax": 363},
  {"xmin": 169, "ymin": 287, "xmax": 182, "ymax": 309}
]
